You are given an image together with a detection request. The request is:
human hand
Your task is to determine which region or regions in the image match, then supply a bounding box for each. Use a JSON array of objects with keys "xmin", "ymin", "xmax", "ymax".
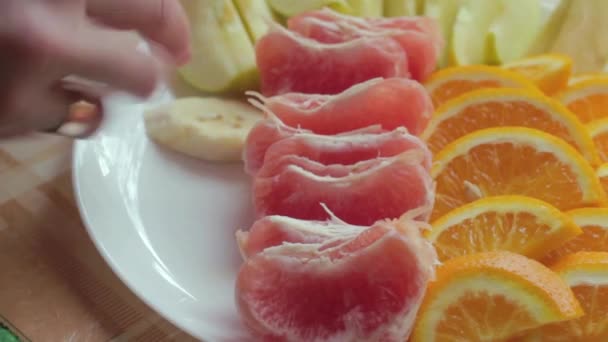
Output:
[{"xmin": 0, "ymin": 0, "xmax": 191, "ymax": 138}]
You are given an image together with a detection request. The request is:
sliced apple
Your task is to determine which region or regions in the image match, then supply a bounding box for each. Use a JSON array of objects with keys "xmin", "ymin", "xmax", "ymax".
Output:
[
  {"xmin": 424, "ymin": 0, "xmax": 465, "ymax": 67},
  {"xmin": 267, "ymin": 0, "xmax": 352, "ymax": 17},
  {"xmin": 178, "ymin": 0, "xmax": 258, "ymax": 93},
  {"xmin": 486, "ymin": 0, "xmax": 543, "ymax": 64},
  {"xmin": 384, "ymin": 0, "xmax": 422, "ymax": 17},
  {"xmin": 549, "ymin": 0, "xmax": 608, "ymax": 73},
  {"xmin": 527, "ymin": 0, "xmax": 572, "ymax": 55},
  {"xmin": 451, "ymin": 0, "xmax": 501, "ymax": 65},
  {"xmin": 347, "ymin": 0, "xmax": 383, "ymax": 17},
  {"xmin": 233, "ymin": 0, "xmax": 279, "ymax": 42}
]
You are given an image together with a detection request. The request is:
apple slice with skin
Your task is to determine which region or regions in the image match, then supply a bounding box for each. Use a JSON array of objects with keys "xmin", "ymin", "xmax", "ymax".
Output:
[
  {"xmin": 527, "ymin": 0, "xmax": 573, "ymax": 55},
  {"xmin": 424, "ymin": 0, "xmax": 465, "ymax": 67},
  {"xmin": 451, "ymin": 0, "xmax": 501, "ymax": 65},
  {"xmin": 233, "ymin": 0, "xmax": 279, "ymax": 42},
  {"xmin": 267, "ymin": 0, "xmax": 352, "ymax": 17},
  {"xmin": 549, "ymin": 0, "xmax": 608, "ymax": 73},
  {"xmin": 178, "ymin": 0, "xmax": 258, "ymax": 93},
  {"xmin": 487, "ymin": 0, "xmax": 543, "ymax": 64},
  {"xmin": 347, "ymin": 0, "xmax": 383, "ymax": 17},
  {"xmin": 384, "ymin": 0, "xmax": 423, "ymax": 17}
]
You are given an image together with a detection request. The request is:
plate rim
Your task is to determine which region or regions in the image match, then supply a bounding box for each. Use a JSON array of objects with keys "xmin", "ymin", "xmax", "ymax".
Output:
[{"xmin": 72, "ymin": 132, "xmax": 202, "ymax": 341}]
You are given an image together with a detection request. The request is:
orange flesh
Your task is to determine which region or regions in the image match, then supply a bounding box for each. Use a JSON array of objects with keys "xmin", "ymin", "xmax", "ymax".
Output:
[
  {"xmin": 543, "ymin": 225, "xmax": 608, "ymax": 265},
  {"xmin": 436, "ymin": 291, "xmax": 535, "ymax": 341},
  {"xmin": 431, "ymin": 80, "xmax": 506, "ymax": 108},
  {"xmin": 432, "ymin": 143, "xmax": 587, "ymax": 221},
  {"xmin": 601, "ymin": 176, "xmax": 608, "ymax": 195},
  {"xmin": 567, "ymin": 93, "xmax": 608, "ymax": 123},
  {"xmin": 428, "ymin": 100, "xmax": 578, "ymax": 154},
  {"xmin": 434, "ymin": 212, "xmax": 565, "ymax": 262},
  {"xmin": 592, "ymin": 130, "xmax": 608, "ymax": 162},
  {"xmin": 508, "ymin": 65, "xmax": 569, "ymax": 95},
  {"xmin": 524, "ymin": 284, "xmax": 608, "ymax": 341}
]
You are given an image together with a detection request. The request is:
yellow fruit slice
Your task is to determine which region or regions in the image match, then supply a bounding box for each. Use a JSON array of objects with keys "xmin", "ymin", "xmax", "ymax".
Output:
[
  {"xmin": 384, "ymin": 0, "xmax": 423, "ymax": 16},
  {"xmin": 503, "ymin": 54, "xmax": 573, "ymax": 95},
  {"xmin": 549, "ymin": 0, "xmax": 608, "ymax": 73},
  {"xmin": 178, "ymin": 0, "xmax": 259, "ymax": 93},
  {"xmin": 450, "ymin": 0, "xmax": 501, "ymax": 66},
  {"xmin": 347, "ymin": 0, "xmax": 383, "ymax": 17},
  {"xmin": 410, "ymin": 251, "xmax": 583, "ymax": 342},
  {"xmin": 233, "ymin": 0, "xmax": 278, "ymax": 42},
  {"xmin": 431, "ymin": 127, "xmax": 606, "ymax": 220},
  {"xmin": 423, "ymin": 0, "xmax": 465, "ymax": 67},
  {"xmin": 526, "ymin": 0, "xmax": 573, "ymax": 56},
  {"xmin": 421, "ymin": 88, "xmax": 599, "ymax": 165},
  {"xmin": 424, "ymin": 65, "xmax": 539, "ymax": 108},
  {"xmin": 542, "ymin": 208, "xmax": 608, "ymax": 265},
  {"xmin": 567, "ymin": 73, "xmax": 608, "ymax": 87},
  {"xmin": 428, "ymin": 196, "xmax": 582, "ymax": 262},
  {"xmin": 558, "ymin": 78, "xmax": 608, "ymax": 123},
  {"xmin": 599, "ymin": 163, "xmax": 608, "ymax": 195},
  {"xmin": 519, "ymin": 252, "xmax": 608, "ymax": 341},
  {"xmin": 267, "ymin": 0, "xmax": 352, "ymax": 17},
  {"xmin": 486, "ymin": 0, "xmax": 543, "ymax": 65},
  {"xmin": 589, "ymin": 118, "xmax": 608, "ymax": 162}
]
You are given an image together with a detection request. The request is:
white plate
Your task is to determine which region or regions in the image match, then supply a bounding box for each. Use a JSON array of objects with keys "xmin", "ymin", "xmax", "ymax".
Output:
[{"xmin": 73, "ymin": 86, "xmax": 255, "ymax": 341}]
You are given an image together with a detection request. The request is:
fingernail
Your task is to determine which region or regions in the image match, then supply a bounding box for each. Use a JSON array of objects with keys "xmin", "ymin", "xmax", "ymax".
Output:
[{"xmin": 44, "ymin": 101, "xmax": 103, "ymax": 139}]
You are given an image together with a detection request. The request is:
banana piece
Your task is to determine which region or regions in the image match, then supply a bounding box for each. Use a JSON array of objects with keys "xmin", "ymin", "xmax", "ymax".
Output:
[
  {"xmin": 144, "ymin": 97, "xmax": 264, "ymax": 162},
  {"xmin": 178, "ymin": 0, "xmax": 258, "ymax": 94}
]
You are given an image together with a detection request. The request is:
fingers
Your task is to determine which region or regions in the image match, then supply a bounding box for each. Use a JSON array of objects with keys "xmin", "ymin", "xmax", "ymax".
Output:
[
  {"xmin": 0, "ymin": 86, "xmax": 77, "ymax": 138},
  {"xmin": 53, "ymin": 23, "xmax": 170, "ymax": 97},
  {"xmin": 86, "ymin": 0, "xmax": 191, "ymax": 65}
]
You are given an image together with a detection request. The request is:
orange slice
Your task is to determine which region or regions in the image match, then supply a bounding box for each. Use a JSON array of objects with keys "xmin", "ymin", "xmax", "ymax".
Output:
[
  {"xmin": 589, "ymin": 118, "xmax": 608, "ymax": 162},
  {"xmin": 599, "ymin": 163, "xmax": 608, "ymax": 195},
  {"xmin": 428, "ymin": 196, "xmax": 581, "ymax": 262},
  {"xmin": 568, "ymin": 73, "xmax": 608, "ymax": 87},
  {"xmin": 502, "ymin": 53, "xmax": 573, "ymax": 95},
  {"xmin": 424, "ymin": 65, "xmax": 540, "ymax": 108},
  {"xmin": 542, "ymin": 208, "xmax": 608, "ymax": 265},
  {"xmin": 421, "ymin": 88, "xmax": 599, "ymax": 165},
  {"xmin": 558, "ymin": 78, "xmax": 608, "ymax": 123},
  {"xmin": 431, "ymin": 127, "xmax": 606, "ymax": 220},
  {"xmin": 410, "ymin": 251, "xmax": 583, "ymax": 342},
  {"xmin": 519, "ymin": 252, "xmax": 608, "ymax": 341}
]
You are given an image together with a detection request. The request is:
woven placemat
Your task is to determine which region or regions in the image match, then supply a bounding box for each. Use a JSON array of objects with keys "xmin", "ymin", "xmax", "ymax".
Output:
[{"xmin": 0, "ymin": 133, "xmax": 197, "ymax": 342}]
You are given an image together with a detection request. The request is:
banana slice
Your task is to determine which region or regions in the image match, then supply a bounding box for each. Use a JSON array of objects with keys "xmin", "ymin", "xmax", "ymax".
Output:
[{"xmin": 144, "ymin": 97, "xmax": 264, "ymax": 162}]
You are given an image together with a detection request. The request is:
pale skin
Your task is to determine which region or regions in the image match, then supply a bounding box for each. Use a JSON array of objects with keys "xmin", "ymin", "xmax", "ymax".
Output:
[{"xmin": 0, "ymin": 0, "xmax": 192, "ymax": 137}]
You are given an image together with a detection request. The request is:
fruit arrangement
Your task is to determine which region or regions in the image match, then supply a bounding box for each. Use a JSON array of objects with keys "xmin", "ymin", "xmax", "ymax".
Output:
[
  {"xmin": 417, "ymin": 54, "xmax": 608, "ymax": 340},
  {"xmin": 141, "ymin": 2, "xmax": 608, "ymax": 341},
  {"xmin": 171, "ymin": 0, "xmax": 608, "ymax": 98}
]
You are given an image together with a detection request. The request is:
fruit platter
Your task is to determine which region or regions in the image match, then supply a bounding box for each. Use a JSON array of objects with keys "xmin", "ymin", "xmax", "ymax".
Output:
[{"xmin": 74, "ymin": 0, "xmax": 608, "ymax": 341}]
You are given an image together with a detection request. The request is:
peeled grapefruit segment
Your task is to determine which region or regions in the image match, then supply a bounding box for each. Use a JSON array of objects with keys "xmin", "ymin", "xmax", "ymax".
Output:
[
  {"xmin": 249, "ymin": 77, "xmax": 434, "ymax": 136},
  {"xmin": 287, "ymin": 8, "xmax": 443, "ymax": 81},
  {"xmin": 262, "ymin": 127, "xmax": 432, "ymax": 172},
  {"xmin": 255, "ymin": 24, "xmax": 409, "ymax": 96},
  {"xmin": 254, "ymin": 151, "xmax": 435, "ymax": 225},
  {"xmin": 236, "ymin": 216, "xmax": 437, "ymax": 341},
  {"xmin": 243, "ymin": 117, "xmax": 386, "ymax": 175}
]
